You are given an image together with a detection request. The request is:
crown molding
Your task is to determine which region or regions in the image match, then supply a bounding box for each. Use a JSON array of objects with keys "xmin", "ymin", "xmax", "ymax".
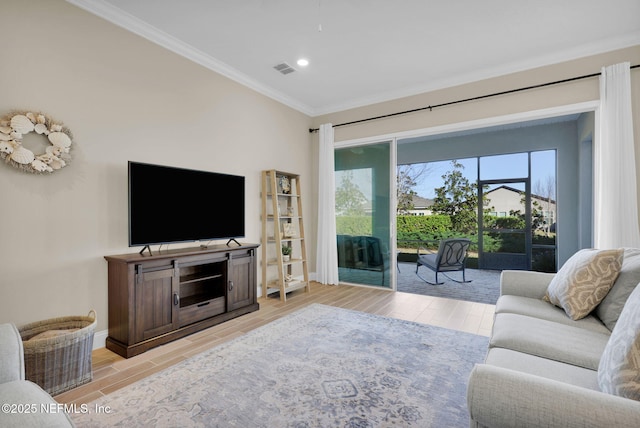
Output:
[
  {"xmin": 313, "ymin": 32, "xmax": 640, "ymax": 117},
  {"xmin": 66, "ymin": 1, "xmax": 640, "ymax": 118},
  {"xmin": 66, "ymin": 0, "xmax": 315, "ymax": 116}
]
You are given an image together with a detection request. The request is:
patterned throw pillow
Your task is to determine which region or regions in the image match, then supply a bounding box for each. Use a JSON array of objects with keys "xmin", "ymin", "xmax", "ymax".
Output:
[
  {"xmin": 596, "ymin": 248, "xmax": 640, "ymax": 331},
  {"xmin": 598, "ymin": 284, "xmax": 640, "ymax": 400},
  {"xmin": 544, "ymin": 248, "xmax": 624, "ymax": 320}
]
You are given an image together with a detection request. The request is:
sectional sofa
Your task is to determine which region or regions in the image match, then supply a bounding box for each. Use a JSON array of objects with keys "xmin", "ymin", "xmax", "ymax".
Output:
[{"xmin": 467, "ymin": 248, "xmax": 640, "ymax": 427}]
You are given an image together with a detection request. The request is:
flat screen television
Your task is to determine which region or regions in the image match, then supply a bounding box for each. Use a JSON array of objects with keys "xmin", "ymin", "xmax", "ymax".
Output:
[{"xmin": 128, "ymin": 161, "xmax": 245, "ymax": 250}]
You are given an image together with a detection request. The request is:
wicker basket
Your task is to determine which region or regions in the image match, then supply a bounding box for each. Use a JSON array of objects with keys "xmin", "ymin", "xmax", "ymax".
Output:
[{"xmin": 19, "ymin": 310, "xmax": 97, "ymax": 396}]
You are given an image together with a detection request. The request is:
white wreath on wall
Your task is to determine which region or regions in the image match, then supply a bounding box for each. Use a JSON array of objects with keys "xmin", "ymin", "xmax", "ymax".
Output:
[{"xmin": 0, "ymin": 111, "xmax": 72, "ymax": 173}]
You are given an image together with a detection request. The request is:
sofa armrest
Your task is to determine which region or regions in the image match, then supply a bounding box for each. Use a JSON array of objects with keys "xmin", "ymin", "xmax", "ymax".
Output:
[
  {"xmin": 0, "ymin": 381, "xmax": 75, "ymax": 427},
  {"xmin": 0, "ymin": 323, "xmax": 24, "ymax": 384},
  {"xmin": 500, "ymin": 270, "xmax": 555, "ymax": 299},
  {"xmin": 467, "ymin": 364, "xmax": 640, "ymax": 428}
]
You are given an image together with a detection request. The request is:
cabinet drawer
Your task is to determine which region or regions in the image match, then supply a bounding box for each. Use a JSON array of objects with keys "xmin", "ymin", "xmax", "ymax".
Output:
[{"xmin": 178, "ymin": 297, "xmax": 225, "ymax": 327}]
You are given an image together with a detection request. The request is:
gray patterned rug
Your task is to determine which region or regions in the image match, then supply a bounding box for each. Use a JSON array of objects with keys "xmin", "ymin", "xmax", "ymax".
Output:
[{"xmin": 73, "ymin": 304, "xmax": 488, "ymax": 427}]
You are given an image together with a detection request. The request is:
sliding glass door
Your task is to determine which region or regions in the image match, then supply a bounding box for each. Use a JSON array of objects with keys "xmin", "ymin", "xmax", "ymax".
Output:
[{"xmin": 334, "ymin": 141, "xmax": 393, "ymax": 288}]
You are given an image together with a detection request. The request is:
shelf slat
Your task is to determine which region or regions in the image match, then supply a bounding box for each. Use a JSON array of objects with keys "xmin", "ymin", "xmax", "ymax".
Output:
[{"xmin": 180, "ymin": 273, "xmax": 223, "ymax": 284}]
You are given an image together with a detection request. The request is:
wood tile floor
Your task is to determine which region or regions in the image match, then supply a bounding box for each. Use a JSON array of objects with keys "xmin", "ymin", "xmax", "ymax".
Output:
[{"xmin": 54, "ymin": 283, "xmax": 495, "ymax": 406}]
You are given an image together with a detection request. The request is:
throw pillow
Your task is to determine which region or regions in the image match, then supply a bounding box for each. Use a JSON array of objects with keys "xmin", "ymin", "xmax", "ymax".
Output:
[
  {"xmin": 598, "ymin": 283, "xmax": 640, "ymax": 400},
  {"xmin": 595, "ymin": 248, "xmax": 640, "ymax": 331},
  {"xmin": 543, "ymin": 248, "xmax": 624, "ymax": 320}
]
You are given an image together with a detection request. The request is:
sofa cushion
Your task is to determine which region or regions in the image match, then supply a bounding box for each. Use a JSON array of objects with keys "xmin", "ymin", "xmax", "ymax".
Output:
[
  {"xmin": 543, "ymin": 248, "xmax": 624, "ymax": 320},
  {"xmin": 490, "ymin": 313, "xmax": 610, "ymax": 370},
  {"xmin": 500, "ymin": 270, "xmax": 555, "ymax": 299},
  {"xmin": 495, "ymin": 295, "xmax": 611, "ymax": 334},
  {"xmin": 596, "ymin": 248, "xmax": 640, "ymax": 331},
  {"xmin": 485, "ymin": 347, "xmax": 600, "ymax": 391},
  {"xmin": 598, "ymin": 283, "xmax": 640, "ymax": 400}
]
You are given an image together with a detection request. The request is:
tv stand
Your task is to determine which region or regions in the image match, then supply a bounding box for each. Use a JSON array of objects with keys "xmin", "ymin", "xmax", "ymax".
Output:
[
  {"xmin": 105, "ymin": 243, "xmax": 259, "ymax": 358},
  {"xmin": 226, "ymin": 238, "xmax": 241, "ymax": 246}
]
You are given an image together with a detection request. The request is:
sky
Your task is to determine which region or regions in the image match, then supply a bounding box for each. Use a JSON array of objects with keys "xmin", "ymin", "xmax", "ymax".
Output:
[
  {"xmin": 335, "ymin": 149, "xmax": 557, "ymax": 202},
  {"xmin": 412, "ymin": 150, "xmax": 557, "ymax": 199}
]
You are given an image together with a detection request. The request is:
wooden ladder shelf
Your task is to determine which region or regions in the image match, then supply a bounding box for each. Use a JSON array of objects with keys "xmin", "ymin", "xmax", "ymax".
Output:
[{"xmin": 261, "ymin": 170, "xmax": 310, "ymax": 301}]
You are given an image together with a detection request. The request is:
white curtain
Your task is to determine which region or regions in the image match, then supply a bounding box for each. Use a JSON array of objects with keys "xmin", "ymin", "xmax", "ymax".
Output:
[
  {"xmin": 316, "ymin": 123, "xmax": 340, "ymax": 284},
  {"xmin": 595, "ymin": 62, "xmax": 640, "ymax": 248}
]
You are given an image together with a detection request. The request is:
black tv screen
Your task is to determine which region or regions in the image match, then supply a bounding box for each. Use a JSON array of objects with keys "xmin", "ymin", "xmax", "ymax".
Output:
[{"xmin": 128, "ymin": 161, "xmax": 245, "ymax": 247}]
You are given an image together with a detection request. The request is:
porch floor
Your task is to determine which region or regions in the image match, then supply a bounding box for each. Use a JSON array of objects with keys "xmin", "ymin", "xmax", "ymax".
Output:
[
  {"xmin": 337, "ymin": 262, "xmax": 502, "ymax": 305},
  {"xmin": 398, "ymin": 263, "xmax": 501, "ymax": 305}
]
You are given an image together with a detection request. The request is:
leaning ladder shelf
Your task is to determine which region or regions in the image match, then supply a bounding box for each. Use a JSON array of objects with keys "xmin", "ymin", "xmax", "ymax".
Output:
[{"xmin": 261, "ymin": 170, "xmax": 310, "ymax": 301}]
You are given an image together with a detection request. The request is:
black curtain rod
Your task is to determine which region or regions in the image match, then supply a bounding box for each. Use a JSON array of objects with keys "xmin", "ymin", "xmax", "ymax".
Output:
[{"xmin": 309, "ymin": 64, "xmax": 640, "ymax": 133}]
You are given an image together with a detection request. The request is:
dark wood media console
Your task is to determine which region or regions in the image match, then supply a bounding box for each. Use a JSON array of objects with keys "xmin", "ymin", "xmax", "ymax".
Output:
[{"xmin": 104, "ymin": 243, "xmax": 259, "ymax": 358}]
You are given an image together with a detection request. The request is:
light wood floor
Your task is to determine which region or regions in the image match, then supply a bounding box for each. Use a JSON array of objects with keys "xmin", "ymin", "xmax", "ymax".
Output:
[{"xmin": 54, "ymin": 283, "xmax": 495, "ymax": 406}]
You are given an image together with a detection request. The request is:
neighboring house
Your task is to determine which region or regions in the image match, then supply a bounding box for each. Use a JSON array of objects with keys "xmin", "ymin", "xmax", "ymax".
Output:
[
  {"xmin": 405, "ymin": 195, "xmax": 434, "ymax": 216},
  {"xmin": 385, "ymin": 195, "xmax": 433, "ymax": 215},
  {"xmin": 485, "ymin": 185, "xmax": 556, "ymax": 229}
]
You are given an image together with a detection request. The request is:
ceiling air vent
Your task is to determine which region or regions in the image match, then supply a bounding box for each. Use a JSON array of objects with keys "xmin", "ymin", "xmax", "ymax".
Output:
[{"xmin": 273, "ymin": 62, "xmax": 296, "ymax": 75}]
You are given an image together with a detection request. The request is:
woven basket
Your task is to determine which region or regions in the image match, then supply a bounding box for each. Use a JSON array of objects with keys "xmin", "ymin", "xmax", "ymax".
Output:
[{"xmin": 19, "ymin": 310, "xmax": 97, "ymax": 396}]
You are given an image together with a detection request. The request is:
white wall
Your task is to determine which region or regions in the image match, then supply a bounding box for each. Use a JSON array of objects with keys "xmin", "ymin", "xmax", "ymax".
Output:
[
  {"xmin": 312, "ymin": 47, "xmax": 639, "ymax": 143},
  {"xmin": 0, "ymin": 0, "xmax": 313, "ymax": 336}
]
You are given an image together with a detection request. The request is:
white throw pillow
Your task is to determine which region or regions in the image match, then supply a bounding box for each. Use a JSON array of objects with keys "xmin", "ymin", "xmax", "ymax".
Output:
[
  {"xmin": 598, "ymin": 283, "xmax": 640, "ymax": 400},
  {"xmin": 544, "ymin": 248, "xmax": 624, "ymax": 320}
]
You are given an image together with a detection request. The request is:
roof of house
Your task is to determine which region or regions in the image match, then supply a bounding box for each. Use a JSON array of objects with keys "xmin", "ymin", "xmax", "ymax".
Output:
[
  {"xmin": 485, "ymin": 185, "xmax": 556, "ymax": 204},
  {"xmin": 411, "ymin": 195, "xmax": 434, "ymax": 209}
]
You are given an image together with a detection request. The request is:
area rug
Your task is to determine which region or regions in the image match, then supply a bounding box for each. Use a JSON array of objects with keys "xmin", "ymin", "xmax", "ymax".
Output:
[{"xmin": 73, "ymin": 304, "xmax": 488, "ymax": 427}]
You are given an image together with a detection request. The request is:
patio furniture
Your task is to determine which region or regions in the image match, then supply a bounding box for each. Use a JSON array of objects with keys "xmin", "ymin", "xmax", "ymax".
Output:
[
  {"xmin": 337, "ymin": 234, "xmax": 385, "ymax": 285},
  {"xmin": 416, "ymin": 238, "xmax": 472, "ymax": 285}
]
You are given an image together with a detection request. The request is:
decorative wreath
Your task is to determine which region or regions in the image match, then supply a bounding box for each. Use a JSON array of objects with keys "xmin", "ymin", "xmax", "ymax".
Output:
[{"xmin": 0, "ymin": 110, "xmax": 72, "ymax": 173}]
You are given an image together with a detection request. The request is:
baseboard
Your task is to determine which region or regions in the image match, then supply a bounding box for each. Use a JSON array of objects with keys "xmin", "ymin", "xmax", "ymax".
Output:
[{"xmin": 93, "ymin": 329, "xmax": 108, "ymax": 350}]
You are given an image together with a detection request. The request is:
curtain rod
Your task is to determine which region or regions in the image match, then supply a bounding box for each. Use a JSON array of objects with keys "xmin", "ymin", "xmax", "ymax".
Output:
[{"xmin": 309, "ymin": 63, "xmax": 640, "ymax": 133}]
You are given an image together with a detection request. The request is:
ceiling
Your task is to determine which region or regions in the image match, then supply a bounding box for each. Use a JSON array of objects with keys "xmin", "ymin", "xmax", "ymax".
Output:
[{"xmin": 68, "ymin": 0, "xmax": 640, "ymax": 116}]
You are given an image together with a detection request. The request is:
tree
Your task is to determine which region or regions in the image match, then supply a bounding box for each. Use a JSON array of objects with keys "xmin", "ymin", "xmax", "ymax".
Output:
[
  {"xmin": 431, "ymin": 160, "xmax": 488, "ymax": 232},
  {"xmin": 335, "ymin": 171, "xmax": 367, "ymax": 216},
  {"xmin": 396, "ymin": 163, "xmax": 432, "ymax": 214},
  {"xmin": 534, "ymin": 175, "xmax": 556, "ymax": 236},
  {"xmin": 509, "ymin": 195, "xmax": 544, "ymax": 231}
]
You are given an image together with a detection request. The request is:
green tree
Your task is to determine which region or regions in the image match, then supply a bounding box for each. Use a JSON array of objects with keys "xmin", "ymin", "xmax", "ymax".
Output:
[
  {"xmin": 431, "ymin": 160, "xmax": 488, "ymax": 232},
  {"xmin": 396, "ymin": 164, "xmax": 432, "ymax": 214},
  {"xmin": 335, "ymin": 171, "xmax": 367, "ymax": 216},
  {"xmin": 509, "ymin": 195, "xmax": 544, "ymax": 231}
]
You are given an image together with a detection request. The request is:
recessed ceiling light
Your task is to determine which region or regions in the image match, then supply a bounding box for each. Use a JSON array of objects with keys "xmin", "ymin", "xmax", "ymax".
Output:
[{"xmin": 297, "ymin": 58, "xmax": 309, "ymax": 67}]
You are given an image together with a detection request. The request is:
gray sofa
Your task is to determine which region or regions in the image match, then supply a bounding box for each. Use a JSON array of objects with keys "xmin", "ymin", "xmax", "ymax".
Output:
[
  {"xmin": 0, "ymin": 323, "xmax": 74, "ymax": 427},
  {"xmin": 467, "ymin": 248, "xmax": 640, "ymax": 427}
]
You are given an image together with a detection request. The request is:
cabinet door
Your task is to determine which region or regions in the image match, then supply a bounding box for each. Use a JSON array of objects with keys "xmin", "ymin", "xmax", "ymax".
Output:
[
  {"xmin": 227, "ymin": 251, "xmax": 256, "ymax": 311},
  {"xmin": 134, "ymin": 264, "xmax": 178, "ymax": 342}
]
